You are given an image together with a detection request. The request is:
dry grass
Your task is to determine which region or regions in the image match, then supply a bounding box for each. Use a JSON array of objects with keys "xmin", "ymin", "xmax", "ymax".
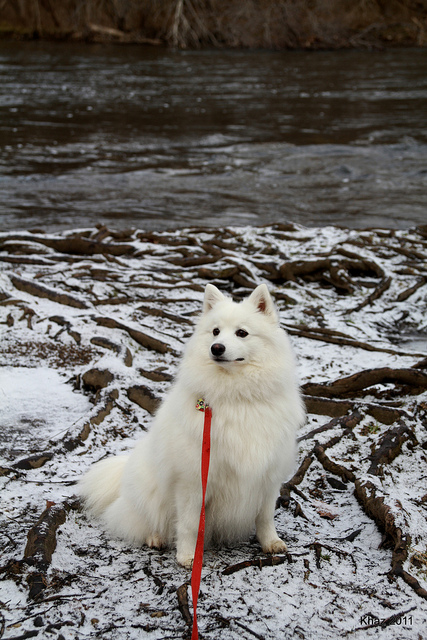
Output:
[{"xmin": 0, "ymin": 0, "xmax": 426, "ymax": 48}]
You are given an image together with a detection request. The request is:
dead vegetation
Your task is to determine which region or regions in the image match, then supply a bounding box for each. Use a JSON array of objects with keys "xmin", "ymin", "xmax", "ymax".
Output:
[{"xmin": 1, "ymin": 0, "xmax": 426, "ymax": 48}]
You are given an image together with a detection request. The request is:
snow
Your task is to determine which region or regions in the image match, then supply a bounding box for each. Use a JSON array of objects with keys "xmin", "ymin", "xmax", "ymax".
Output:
[
  {"xmin": 0, "ymin": 223, "xmax": 426, "ymax": 639},
  {"xmin": 0, "ymin": 367, "xmax": 91, "ymax": 456}
]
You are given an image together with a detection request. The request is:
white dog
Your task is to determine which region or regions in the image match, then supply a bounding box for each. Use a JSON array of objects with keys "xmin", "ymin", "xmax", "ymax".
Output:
[{"xmin": 79, "ymin": 284, "xmax": 305, "ymax": 567}]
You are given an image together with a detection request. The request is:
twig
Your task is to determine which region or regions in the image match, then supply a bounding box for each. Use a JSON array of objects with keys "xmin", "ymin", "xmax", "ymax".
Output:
[
  {"xmin": 223, "ymin": 554, "xmax": 290, "ymax": 575},
  {"xmin": 177, "ymin": 582, "xmax": 192, "ymax": 626},
  {"xmin": 231, "ymin": 618, "xmax": 266, "ymax": 640}
]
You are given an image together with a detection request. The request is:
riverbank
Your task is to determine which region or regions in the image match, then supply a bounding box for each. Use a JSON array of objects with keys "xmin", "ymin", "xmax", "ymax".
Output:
[
  {"xmin": 1, "ymin": 0, "xmax": 426, "ymax": 49},
  {"xmin": 1, "ymin": 223, "xmax": 426, "ymax": 638}
]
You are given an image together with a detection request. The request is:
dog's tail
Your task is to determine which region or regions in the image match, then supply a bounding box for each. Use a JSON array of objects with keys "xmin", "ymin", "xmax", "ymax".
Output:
[{"xmin": 78, "ymin": 456, "xmax": 128, "ymax": 517}]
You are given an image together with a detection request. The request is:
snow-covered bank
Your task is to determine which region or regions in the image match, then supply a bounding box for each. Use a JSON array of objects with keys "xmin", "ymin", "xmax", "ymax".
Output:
[{"xmin": 1, "ymin": 223, "xmax": 426, "ymax": 639}]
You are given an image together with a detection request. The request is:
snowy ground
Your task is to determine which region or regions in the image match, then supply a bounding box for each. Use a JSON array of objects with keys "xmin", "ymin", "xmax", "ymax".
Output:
[{"xmin": 0, "ymin": 223, "xmax": 426, "ymax": 639}]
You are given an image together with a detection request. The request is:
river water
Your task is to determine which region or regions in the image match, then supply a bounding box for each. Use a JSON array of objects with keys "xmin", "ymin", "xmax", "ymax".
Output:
[{"xmin": 1, "ymin": 42, "xmax": 426, "ymax": 232}]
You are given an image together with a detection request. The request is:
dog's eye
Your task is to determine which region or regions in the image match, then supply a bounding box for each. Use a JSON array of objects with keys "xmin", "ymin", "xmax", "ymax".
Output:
[
  {"xmin": 213, "ymin": 328, "xmax": 220, "ymax": 336},
  {"xmin": 236, "ymin": 329, "xmax": 248, "ymax": 338}
]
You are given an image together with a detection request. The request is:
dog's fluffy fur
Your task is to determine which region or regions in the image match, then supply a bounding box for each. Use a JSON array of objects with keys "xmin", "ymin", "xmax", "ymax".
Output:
[{"xmin": 79, "ymin": 284, "xmax": 305, "ymax": 567}]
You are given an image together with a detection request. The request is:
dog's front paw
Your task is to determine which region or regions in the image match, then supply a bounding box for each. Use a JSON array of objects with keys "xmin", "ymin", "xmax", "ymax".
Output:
[
  {"xmin": 262, "ymin": 538, "xmax": 288, "ymax": 554},
  {"xmin": 176, "ymin": 553, "xmax": 194, "ymax": 569}
]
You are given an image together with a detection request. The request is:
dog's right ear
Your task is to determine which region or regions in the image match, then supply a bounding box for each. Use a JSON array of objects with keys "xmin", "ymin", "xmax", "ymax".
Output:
[{"xmin": 203, "ymin": 284, "xmax": 225, "ymax": 313}]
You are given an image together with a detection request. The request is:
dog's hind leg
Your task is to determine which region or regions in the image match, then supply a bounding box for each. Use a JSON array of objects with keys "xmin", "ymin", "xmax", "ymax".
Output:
[
  {"xmin": 146, "ymin": 533, "xmax": 167, "ymax": 549},
  {"xmin": 102, "ymin": 495, "xmax": 147, "ymax": 544}
]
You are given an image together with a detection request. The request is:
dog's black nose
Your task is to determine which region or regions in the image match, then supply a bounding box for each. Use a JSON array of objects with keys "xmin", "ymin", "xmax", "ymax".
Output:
[{"xmin": 211, "ymin": 343, "xmax": 226, "ymax": 358}]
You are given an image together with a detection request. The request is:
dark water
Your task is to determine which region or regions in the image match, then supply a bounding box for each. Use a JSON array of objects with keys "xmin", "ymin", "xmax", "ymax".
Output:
[{"xmin": 1, "ymin": 41, "xmax": 426, "ymax": 232}]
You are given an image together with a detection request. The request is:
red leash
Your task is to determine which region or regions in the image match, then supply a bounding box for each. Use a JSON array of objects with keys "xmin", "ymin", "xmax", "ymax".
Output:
[{"xmin": 191, "ymin": 402, "xmax": 212, "ymax": 640}]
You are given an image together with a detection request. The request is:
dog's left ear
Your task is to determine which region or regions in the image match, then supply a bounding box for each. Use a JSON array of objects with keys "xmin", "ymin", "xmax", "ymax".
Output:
[
  {"xmin": 203, "ymin": 284, "xmax": 226, "ymax": 313},
  {"xmin": 248, "ymin": 284, "xmax": 278, "ymax": 321}
]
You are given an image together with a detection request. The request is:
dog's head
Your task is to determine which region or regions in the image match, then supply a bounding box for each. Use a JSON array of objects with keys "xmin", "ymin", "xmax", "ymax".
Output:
[{"xmin": 198, "ymin": 284, "xmax": 280, "ymax": 368}]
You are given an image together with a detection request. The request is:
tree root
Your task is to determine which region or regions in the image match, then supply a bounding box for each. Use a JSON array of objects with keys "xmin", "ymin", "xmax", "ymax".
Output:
[
  {"xmin": 0, "ymin": 233, "xmax": 136, "ymax": 257},
  {"xmin": 348, "ymin": 275, "xmax": 392, "ymax": 312},
  {"xmin": 63, "ymin": 389, "xmax": 119, "ymax": 452},
  {"xmin": 296, "ymin": 405, "xmax": 426, "ymax": 601},
  {"xmin": 90, "ymin": 336, "xmax": 133, "ymax": 367},
  {"xmin": 285, "ymin": 324, "xmax": 424, "ymax": 358},
  {"xmin": 354, "ymin": 480, "xmax": 427, "ymax": 600},
  {"xmin": 198, "ymin": 263, "xmax": 257, "ymax": 289},
  {"xmin": 136, "ymin": 305, "xmax": 193, "ymax": 325},
  {"xmin": 11, "ymin": 275, "xmax": 88, "ymax": 310},
  {"xmin": 303, "ymin": 367, "xmax": 427, "ymax": 399},
  {"xmin": 274, "ymin": 255, "xmax": 386, "ymax": 299},
  {"xmin": 12, "ymin": 453, "xmax": 54, "ymax": 471},
  {"xmin": 23, "ymin": 500, "xmax": 79, "ymax": 600},
  {"xmin": 367, "ymin": 423, "xmax": 417, "ymax": 475},
  {"xmin": 397, "ymin": 276, "xmax": 426, "ymax": 302},
  {"xmin": 308, "ymin": 420, "xmax": 427, "ymax": 601},
  {"xmin": 299, "ymin": 410, "xmax": 363, "ymax": 442},
  {"xmin": 279, "ymin": 455, "xmax": 313, "ymax": 507},
  {"xmin": 314, "ymin": 445, "xmax": 356, "ymax": 483},
  {"xmin": 303, "ymin": 395, "xmax": 405, "ymax": 425},
  {"xmin": 222, "ymin": 554, "xmax": 290, "ymax": 575},
  {"xmin": 127, "ymin": 385, "xmax": 161, "ymax": 415},
  {"xmin": 94, "ymin": 316, "xmax": 175, "ymax": 354}
]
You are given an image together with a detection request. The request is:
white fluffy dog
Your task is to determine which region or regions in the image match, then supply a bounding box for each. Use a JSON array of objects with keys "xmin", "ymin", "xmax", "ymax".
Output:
[{"xmin": 79, "ymin": 284, "xmax": 305, "ymax": 567}]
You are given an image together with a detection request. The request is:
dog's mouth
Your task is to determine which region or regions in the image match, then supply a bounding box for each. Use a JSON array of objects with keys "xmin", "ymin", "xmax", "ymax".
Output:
[{"xmin": 211, "ymin": 356, "xmax": 245, "ymax": 363}]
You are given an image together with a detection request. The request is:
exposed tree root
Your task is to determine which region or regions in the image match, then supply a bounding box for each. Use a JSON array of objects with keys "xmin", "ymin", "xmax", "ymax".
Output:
[
  {"xmin": 222, "ymin": 554, "xmax": 291, "ymax": 575},
  {"xmin": 298, "ymin": 410, "xmax": 363, "ymax": 442},
  {"xmin": 294, "ymin": 406, "xmax": 426, "ymax": 602},
  {"xmin": 367, "ymin": 423, "xmax": 417, "ymax": 475},
  {"xmin": 286, "ymin": 324, "xmax": 424, "ymax": 357},
  {"xmin": 349, "ymin": 275, "xmax": 392, "ymax": 312},
  {"xmin": 303, "ymin": 367, "xmax": 427, "ymax": 398},
  {"xmin": 90, "ymin": 336, "xmax": 133, "ymax": 366},
  {"xmin": 12, "ymin": 453, "xmax": 54, "ymax": 471},
  {"xmin": 314, "ymin": 445, "xmax": 356, "ymax": 483},
  {"xmin": 279, "ymin": 455, "xmax": 313, "ymax": 507},
  {"xmin": 127, "ymin": 385, "xmax": 161, "ymax": 415},
  {"xmin": 303, "ymin": 395, "xmax": 406, "ymax": 424},
  {"xmin": 63, "ymin": 389, "xmax": 119, "ymax": 452},
  {"xmin": 354, "ymin": 480, "xmax": 427, "ymax": 600},
  {"xmin": 397, "ymin": 276, "xmax": 427, "ymax": 302},
  {"xmin": 94, "ymin": 316, "xmax": 175, "ymax": 354},
  {"xmin": 10, "ymin": 275, "xmax": 88, "ymax": 310},
  {"xmin": 23, "ymin": 500, "xmax": 79, "ymax": 600},
  {"xmin": 0, "ymin": 233, "xmax": 136, "ymax": 257}
]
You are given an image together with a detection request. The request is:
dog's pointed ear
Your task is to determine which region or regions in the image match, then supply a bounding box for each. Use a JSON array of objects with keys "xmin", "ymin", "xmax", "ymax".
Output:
[
  {"xmin": 248, "ymin": 284, "xmax": 278, "ymax": 320},
  {"xmin": 203, "ymin": 284, "xmax": 225, "ymax": 313}
]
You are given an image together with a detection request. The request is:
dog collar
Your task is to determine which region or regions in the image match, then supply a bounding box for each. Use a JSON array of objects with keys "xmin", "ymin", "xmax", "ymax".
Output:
[{"xmin": 196, "ymin": 398, "xmax": 209, "ymax": 412}]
